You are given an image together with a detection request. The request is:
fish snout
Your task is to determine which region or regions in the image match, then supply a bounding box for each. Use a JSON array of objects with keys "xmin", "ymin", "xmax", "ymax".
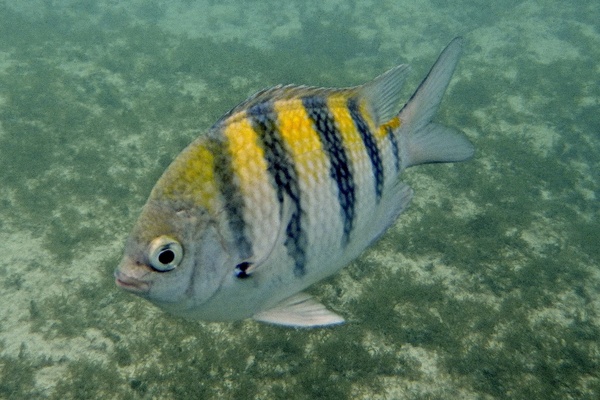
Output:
[{"xmin": 114, "ymin": 270, "xmax": 150, "ymax": 294}]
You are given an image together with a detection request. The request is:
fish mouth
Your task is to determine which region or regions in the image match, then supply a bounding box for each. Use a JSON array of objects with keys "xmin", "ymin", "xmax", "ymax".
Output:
[{"xmin": 114, "ymin": 271, "xmax": 150, "ymax": 294}]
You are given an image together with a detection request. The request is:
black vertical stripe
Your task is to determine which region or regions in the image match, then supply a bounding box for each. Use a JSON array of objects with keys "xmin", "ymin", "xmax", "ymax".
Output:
[
  {"xmin": 347, "ymin": 98, "xmax": 384, "ymax": 202},
  {"xmin": 247, "ymin": 102, "xmax": 307, "ymax": 277},
  {"xmin": 210, "ymin": 136, "xmax": 253, "ymax": 261},
  {"xmin": 386, "ymin": 125, "xmax": 401, "ymax": 173},
  {"xmin": 302, "ymin": 95, "xmax": 355, "ymax": 246}
]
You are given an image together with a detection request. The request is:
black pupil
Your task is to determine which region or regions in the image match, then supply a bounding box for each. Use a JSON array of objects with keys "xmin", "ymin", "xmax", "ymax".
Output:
[{"xmin": 158, "ymin": 249, "xmax": 175, "ymax": 265}]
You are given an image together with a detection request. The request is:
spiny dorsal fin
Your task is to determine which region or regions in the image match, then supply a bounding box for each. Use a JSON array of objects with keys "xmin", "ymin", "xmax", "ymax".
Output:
[{"xmin": 217, "ymin": 85, "xmax": 355, "ymax": 124}]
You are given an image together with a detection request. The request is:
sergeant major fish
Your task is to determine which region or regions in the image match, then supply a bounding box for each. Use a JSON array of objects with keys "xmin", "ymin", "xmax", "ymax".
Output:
[{"xmin": 115, "ymin": 37, "xmax": 474, "ymax": 327}]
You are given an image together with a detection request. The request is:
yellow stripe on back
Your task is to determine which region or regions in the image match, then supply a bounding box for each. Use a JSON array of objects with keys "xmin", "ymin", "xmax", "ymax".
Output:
[
  {"xmin": 273, "ymin": 98, "xmax": 329, "ymax": 183},
  {"xmin": 326, "ymin": 94, "xmax": 365, "ymax": 160},
  {"xmin": 222, "ymin": 112, "xmax": 270, "ymax": 202},
  {"xmin": 153, "ymin": 141, "xmax": 219, "ymax": 214}
]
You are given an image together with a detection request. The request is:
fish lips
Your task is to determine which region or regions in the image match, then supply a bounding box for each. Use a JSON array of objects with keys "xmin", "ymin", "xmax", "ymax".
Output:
[{"xmin": 114, "ymin": 270, "xmax": 150, "ymax": 294}]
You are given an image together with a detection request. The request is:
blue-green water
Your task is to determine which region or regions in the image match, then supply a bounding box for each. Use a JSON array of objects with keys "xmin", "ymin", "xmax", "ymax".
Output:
[{"xmin": 1, "ymin": 0, "xmax": 598, "ymax": 398}]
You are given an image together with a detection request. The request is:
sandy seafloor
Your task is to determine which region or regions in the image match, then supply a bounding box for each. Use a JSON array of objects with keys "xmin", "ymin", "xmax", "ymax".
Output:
[{"xmin": 0, "ymin": 0, "xmax": 599, "ymax": 398}]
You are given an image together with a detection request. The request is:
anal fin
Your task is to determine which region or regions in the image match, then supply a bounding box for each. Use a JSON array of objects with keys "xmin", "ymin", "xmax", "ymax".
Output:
[
  {"xmin": 253, "ymin": 292, "xmax": 345, "ymax": 327},
  {"xmin": 365, "ymin": 182, "xmax": 414, "ymax": 246}
]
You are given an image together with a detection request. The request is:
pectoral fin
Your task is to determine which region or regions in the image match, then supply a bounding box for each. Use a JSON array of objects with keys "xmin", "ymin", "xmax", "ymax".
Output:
[
  {"xmin": 236, "ymin": 193, "xmax": 294, "ymax": 277},
  {"xmin": 253, "ymin": 292, "xmax": 345, "ymax": 327}
]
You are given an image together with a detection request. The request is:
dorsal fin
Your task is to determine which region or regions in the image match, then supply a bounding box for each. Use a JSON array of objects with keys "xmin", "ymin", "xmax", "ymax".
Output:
[
  {"xmin": 213, "ymin": 63, "xmax": 409, "ymax": 131},
  {"xmin": 358, "ymin": 64, "xmax": 411, "ymax": 126},
  {"xmin": 213, "ymin": 84, "xmax": 358, "ymax": 130}
]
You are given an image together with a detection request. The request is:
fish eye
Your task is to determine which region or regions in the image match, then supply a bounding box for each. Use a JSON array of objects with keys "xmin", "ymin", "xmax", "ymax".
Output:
[{"xmin": 148, "ymin": 236, "xmax": 183, "ymax": 272}]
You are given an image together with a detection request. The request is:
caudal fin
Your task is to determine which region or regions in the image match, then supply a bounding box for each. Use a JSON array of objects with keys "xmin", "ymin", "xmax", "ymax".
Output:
[{"xmin": 398, "ymin": 37, "xmax": 474, "ymax": 168}]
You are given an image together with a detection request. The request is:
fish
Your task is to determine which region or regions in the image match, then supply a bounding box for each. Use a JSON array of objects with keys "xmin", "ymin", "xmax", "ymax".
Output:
[{"xmin": 114, "ymin": 37, "xmax": 474, "ymax": 327}]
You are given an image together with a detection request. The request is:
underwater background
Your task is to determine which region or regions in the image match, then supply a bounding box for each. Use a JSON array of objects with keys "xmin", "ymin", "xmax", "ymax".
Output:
[{"xmin": 0, "ymin": 0, "xmax": 598, "ymax": 398}]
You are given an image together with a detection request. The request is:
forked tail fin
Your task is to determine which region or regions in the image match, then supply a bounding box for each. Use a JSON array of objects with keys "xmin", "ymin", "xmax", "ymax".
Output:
[{"xmin": 398, "ymin": 37, "xmax": 474, "ymax": 168}]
